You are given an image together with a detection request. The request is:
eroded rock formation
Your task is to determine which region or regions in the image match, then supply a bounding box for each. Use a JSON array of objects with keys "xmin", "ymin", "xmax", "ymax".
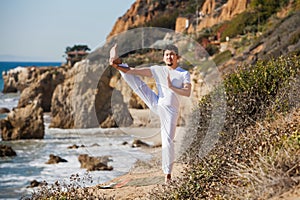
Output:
[
  {"xmin": 18, "ymin": 68, "xmax": 65, "ymax": 112},
  {"xmin": 0, "ymin": 97, "xmax": 44, "ymax": 140}
]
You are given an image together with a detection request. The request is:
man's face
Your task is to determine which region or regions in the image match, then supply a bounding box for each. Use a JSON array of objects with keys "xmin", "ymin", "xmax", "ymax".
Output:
[{"xmin": 163, "ymin": 50, "xmax": 178, "ymax": 68}]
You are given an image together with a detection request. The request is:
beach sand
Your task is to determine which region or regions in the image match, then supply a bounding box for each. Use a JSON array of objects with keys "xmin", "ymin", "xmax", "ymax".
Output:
[
  {"xmin": 91, "ymin": 148, "xmax": 186, "ymax": 199},
  {"xmin": 85, "ymin": 109, "xmax": 188, "ymax": 199}
]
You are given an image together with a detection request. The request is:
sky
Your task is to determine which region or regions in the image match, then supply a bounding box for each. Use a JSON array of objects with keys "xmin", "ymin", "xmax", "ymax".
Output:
[{"xmin": 0, "ymin": 0, "xmax": 135, "ymax": 62}]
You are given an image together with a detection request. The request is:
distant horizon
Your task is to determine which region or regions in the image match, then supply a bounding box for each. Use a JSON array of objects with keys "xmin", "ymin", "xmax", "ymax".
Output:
[
  {"xmin": 0, "ymin": 60, "xmax": 64, "ymax": 63},
  {"xmin": 0, "ymin": 54, "xmax": 65, "ymax": 63}
]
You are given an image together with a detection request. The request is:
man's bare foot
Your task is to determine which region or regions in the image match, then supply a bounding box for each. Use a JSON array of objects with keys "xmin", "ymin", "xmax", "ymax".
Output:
[{"xmin": 165, "ymin": 174, "xmax": 171, "ymax": 184}]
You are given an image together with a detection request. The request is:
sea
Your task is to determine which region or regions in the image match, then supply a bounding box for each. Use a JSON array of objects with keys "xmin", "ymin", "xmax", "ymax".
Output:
[{"xmin": 0, "ymin": 62, "xmax": 152, "ymax": 199}]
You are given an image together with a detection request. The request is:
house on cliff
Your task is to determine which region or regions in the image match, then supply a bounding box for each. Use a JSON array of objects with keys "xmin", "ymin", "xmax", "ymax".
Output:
[
  {"xmin": 66, "ymin": 50, "xmax": 88, "ymax": 67},
  {"xmin": 65, "ymin": 44, "xmax": 90, "ymax": 67}
]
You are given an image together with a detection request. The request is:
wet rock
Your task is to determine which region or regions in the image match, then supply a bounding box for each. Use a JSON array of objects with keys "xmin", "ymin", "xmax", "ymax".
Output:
[
  {"xmin": 27, "ymin": 180, "xmax": 47, "ymax": 188},
  {"xmin": 67, "ymin": 144, "xmax": 85, "ymax": 149},
  {"xmin": 0, "ymin": 107, "xmax": 10, "ymax": 114},
  {"xmin": 45, "ymin": 154, "xmax": 68, "ymax": 164},
  {"xmin": 90, "ymin": 143, "xmax": 100, "ymax": 147},
  {"xmin": 0, "ymin": 145, "xmax": 17, "ymax": 157},
  {"xmin": 131, "ymin": 139, "xmax": 150, "ymax": 148},
  {"xmin": 78, "ymin": 154, "xmax": 113, "ymax": 171}
]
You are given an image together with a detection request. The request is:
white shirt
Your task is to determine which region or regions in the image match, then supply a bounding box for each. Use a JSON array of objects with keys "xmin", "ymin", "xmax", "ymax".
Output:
[{"xmin": 150, "ymin": 65, "xmax": 190, "ymax": 109}]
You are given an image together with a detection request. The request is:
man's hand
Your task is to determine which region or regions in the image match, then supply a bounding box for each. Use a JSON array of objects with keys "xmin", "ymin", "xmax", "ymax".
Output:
[
  {"xmin": 109, "ymin": 57, "xmax": 122, "ymax": 68},
  {"xmin": 109, "ymin": 43, "xmax": 122, "ymax": 68}
]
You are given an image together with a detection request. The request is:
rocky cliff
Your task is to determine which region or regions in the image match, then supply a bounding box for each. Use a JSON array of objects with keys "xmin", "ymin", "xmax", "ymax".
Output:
[
  {"xmin": 188, "ymin": 0, "xmax": 249, "ymax": 33},
  {"xmin": 107, "ymin": 0, "xmax": 190, "ymax": 39},
  {"xmin": 108, "ymin": 0, "xmax": 249, "ymax": 37}
]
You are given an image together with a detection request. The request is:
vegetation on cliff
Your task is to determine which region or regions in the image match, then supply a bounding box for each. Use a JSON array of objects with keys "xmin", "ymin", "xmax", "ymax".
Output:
[{"xmin": 150, "ymin": 54, "xmax": 300, "ymax": 199}]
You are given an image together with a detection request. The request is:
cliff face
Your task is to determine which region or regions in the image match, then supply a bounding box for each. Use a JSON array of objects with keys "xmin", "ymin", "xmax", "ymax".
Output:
[
  {"xmin": 186, "ymin": 0, "xmax": 249, "ymax": 33},
  {"xmin": 107, "ymin": 0, "xmax": 189, "ymax": 39},
  {"xmin": 108, "ymin": 0, "xmax": 249, "ymax": 37}
]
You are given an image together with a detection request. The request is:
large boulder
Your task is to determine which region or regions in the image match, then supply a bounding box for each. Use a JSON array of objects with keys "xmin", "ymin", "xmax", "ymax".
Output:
[
  {"xmin": 78, "ymin": 154, "xmax": 113, "ymax": 171},
  {"xmin": 0, "ymin": 97, "xmax": 44, "ymax": 140},
  {"xmin": 50, "ymin": 56, "xmax": 133, "ymax": 128}
]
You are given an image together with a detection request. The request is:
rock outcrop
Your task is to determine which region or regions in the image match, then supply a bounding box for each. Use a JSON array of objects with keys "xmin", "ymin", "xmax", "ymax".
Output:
[
  {"xmin": 0, "ymin": 97, "xmax": 44, "ymax": 140},
  {"xmin": 108, "ymin": 0, "xmax": 249, "ymax": 38},
  {"xmin": 50, "ymin": 57, "xmax": 133, "ymax": 128},
  {"xmin": 107, "ymin": 0, "xmax": 190, "ymax": 39},
  {"xmin": 78, "ymin": 154, "xmax": 113, "ymax": 171},
  {"xmin": 2, "ymin": 66, "xmax": 60, "ymax": 93},
  {"xmin": 180, "ymin": 0, "xmax": 249, "ymax": 34},
  {"xmin": 17, "ymin": 68, "xmax": 65, "ymax": 112},
  {"xmin": 0, "ymin": 145, "xmax": 17, "ymax": 157}
]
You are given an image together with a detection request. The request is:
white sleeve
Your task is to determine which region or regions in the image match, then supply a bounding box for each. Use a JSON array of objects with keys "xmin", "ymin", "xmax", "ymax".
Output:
[
  {"xmin": 150, "ymin": 65, "xmax": 160, "ymax": 79},
  {"xmin": 183, "ymin": 71, "xmax": 191, "ymax": 84}
]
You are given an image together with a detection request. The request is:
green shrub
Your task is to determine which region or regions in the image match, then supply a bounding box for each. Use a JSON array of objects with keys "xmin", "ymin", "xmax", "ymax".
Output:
[
  {"xmin": 145, "ymin": 11, "xmax": 179, "ymax": 30},
  {"xmin": 221, "ymin": 11, "xmax": 258, "ymax": 42},
  {"xmin": 250, "ymin": 0, "xmax": 290, "ymax": 21},
  {"xmin": 213, "ymin": 50, "xmax": 232, "ymax": 66}
]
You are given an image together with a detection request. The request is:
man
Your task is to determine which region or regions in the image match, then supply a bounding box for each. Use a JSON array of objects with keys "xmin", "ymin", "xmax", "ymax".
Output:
[{"xmin": 109, "ymin": 44, "xmax": 191, "ymax": 183}]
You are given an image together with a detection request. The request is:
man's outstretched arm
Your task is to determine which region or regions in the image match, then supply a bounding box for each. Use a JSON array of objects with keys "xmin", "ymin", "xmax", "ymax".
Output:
[{"xmin": 109, "ymin": 58, "xmax": 152, "ymax": 77}]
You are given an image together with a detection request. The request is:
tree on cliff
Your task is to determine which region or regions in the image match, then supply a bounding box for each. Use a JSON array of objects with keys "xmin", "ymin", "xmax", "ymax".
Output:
[{"xmin": 65, "ymin": 45, "xmax": 90, "ymax": 54}]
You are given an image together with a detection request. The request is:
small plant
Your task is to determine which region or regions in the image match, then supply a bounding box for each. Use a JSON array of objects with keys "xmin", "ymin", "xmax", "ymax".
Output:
[
  {"xmin": 26, "ymin": 172, "xmax": 114, "ymax": 200},
  {"xmin": 213, "ymin": 50, "xmax": 232, "ymax": 66}
]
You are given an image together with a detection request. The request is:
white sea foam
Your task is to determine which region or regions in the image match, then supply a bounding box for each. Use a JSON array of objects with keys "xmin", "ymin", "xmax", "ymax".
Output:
[{"xmin": 0, "ymin": 92, "xmax": 19, "ymax": 111}]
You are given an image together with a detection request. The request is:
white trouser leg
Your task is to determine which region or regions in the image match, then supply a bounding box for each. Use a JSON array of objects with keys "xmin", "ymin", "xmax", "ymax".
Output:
[
  {"xmin": 120, "ymin": 72, "xmax": 159, "ymax": 113},
  {"xmin": 120, "ymin": 71, "xmax": 178, "ymax": 174},
  {"xmin": 158, "ymin": 105, "xmax": 179, "ymax": 174}
]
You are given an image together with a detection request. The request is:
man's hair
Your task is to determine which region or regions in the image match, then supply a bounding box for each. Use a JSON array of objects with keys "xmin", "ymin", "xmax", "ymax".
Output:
[{"xmin": 163, "ymin": 44, "xmax": 179, "ymax": 56}]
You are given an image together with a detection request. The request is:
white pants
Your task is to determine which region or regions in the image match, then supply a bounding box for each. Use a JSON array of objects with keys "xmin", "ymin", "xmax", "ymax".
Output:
[{"xmin": 120, "ymin": 72, "xmax": 178, "ymax": 174}]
